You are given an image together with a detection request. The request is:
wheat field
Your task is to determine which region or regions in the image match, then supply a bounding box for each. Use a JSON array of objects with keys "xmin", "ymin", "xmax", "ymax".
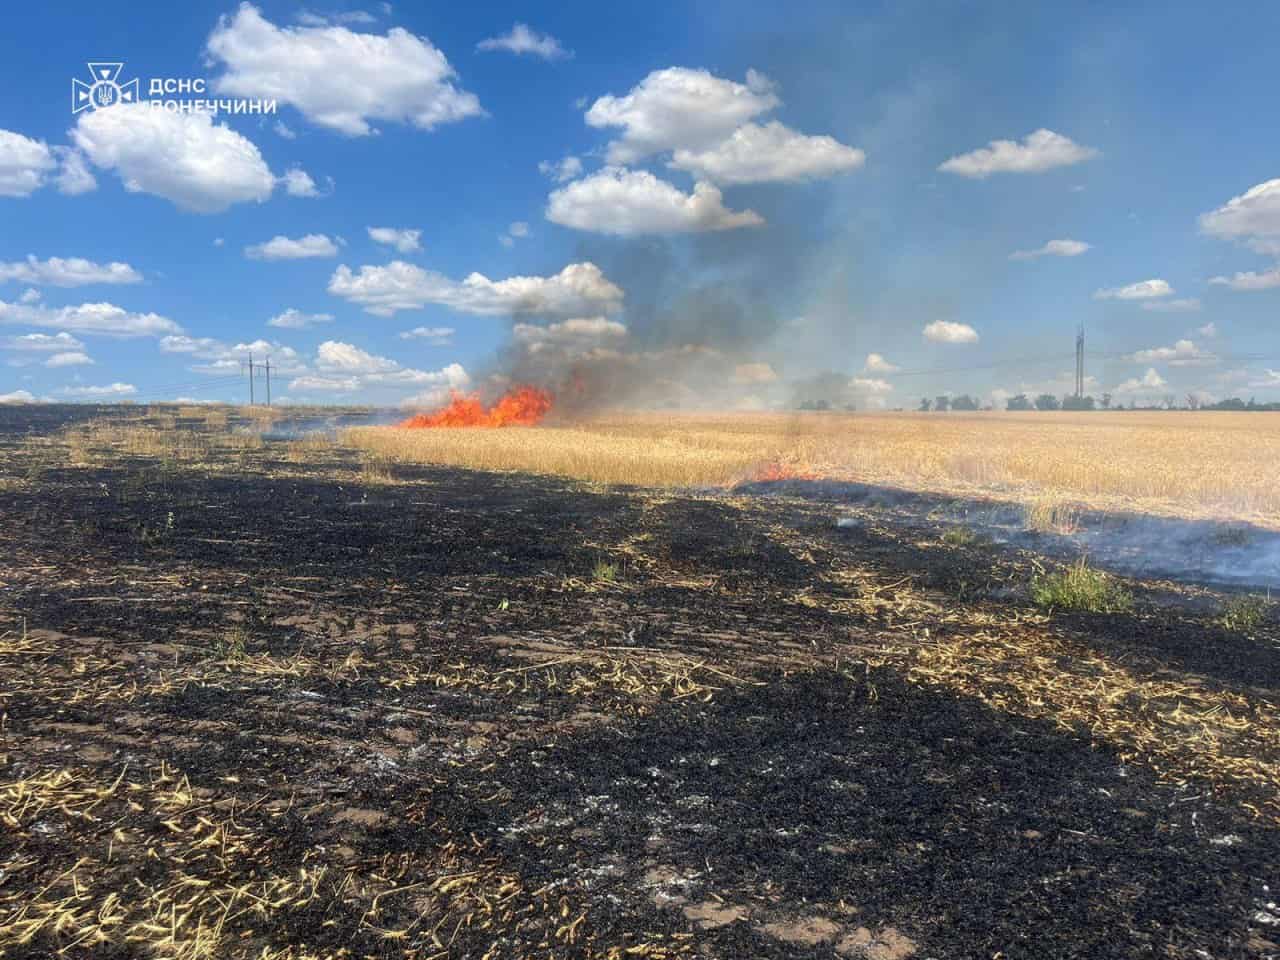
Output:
[{"xmin": 342, "ymin": 410, "xmax": 1280, "ymax": 526}]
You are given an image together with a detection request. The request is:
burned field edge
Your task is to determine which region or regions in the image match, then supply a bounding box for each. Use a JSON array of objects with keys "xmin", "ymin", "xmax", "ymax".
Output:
[{"xmin": 0, "ymin": 407, "xmax": 1278, "ymax": 959}]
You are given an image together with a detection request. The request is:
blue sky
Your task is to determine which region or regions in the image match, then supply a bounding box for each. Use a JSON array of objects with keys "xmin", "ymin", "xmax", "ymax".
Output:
[{"xmin": 1, "ymin": 0, "xmax": 1278, "ymax": 408}]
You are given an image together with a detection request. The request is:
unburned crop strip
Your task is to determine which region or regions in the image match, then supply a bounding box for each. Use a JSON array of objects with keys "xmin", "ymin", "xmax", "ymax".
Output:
[{"xmin": 344, "ymin": 410, "xmax": 1280, "ymax": 527}]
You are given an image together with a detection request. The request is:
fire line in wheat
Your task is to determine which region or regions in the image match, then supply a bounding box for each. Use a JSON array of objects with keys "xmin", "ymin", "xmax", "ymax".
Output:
[{"xmin": 398, "ymin": 386, "xmax": 554, "ymax": 429}]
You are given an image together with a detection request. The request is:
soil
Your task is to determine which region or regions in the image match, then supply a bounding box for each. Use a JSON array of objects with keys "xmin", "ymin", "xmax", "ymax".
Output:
[{"xmin": 0, "ymin": 406, "xmax": 1278, "ymax": 959}]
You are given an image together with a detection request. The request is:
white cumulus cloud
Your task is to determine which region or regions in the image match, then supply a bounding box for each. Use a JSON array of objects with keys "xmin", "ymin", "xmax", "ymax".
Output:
[
  {"xmin": 1128, "ymin": 339, "xmax": 1216, "ymax": 367},
  {"xmin": 51, "ymin": 147, "xmax": 97, "ymax": 195},
  {"xmin": 328, "ymin": 260, "xmax": 624, "ymax": 317},
  {"xmin": 295, "ymin": 10, "xmax": 379, "ymax": 27},
  {"xmin": 368, "ymin": 226, "xmax": 422, "ymax": 253},
  {"xmin": 0, "ymin": 131, "xmax": 96, "ymax": 198},
  {"xmin": 1093, "ymin": 278, "xmax": 1173, "ymax": 300},
  {"xmin": 45, "ymin": 351, "xmax": 93, "ymax": 367},
  {"xmin": 669, "ymin": 121, "xmax": 864, "ymax": 185},
  {"xmin": 939, "ymin": 129, "xmax": 1098, "ymax": 179},
  {"xmin": 546, "ymin": 167, "xmax": 762, "ymax": 235},
  {"xmin": 62, "ymin": 382, "xmax": 137, "ymax": 398},
  {"xmin": 399, "ymin": 363, "xmax": 471, "ymax": 407},
  {"xmin": 863, "ymin": 353, "xmax": 899, "ymax": 373},
  {"xmin": 316, "ymin": 339, "xmax": 399, "ymax": 374},
  {"xmin": 1199, "ymin": 178, "xmax": 1280, "ymax": 255},
  {"xmin": 267, "ymin": 307, "xmax": 334, "ymax": 328},
  {"xmin": 161, "ymin": 335, "xmax": 307, "ymax": 375},
  {"xmin": 279, "ymin": 167, "xmax": 322, "ymax": 197},
  {"xmin": 585, "ymin": 67, "xmax": 778, "ymax": 165},
  {"xmin": 245, "ymin": 234, "xmax": 340, "ymax": 260},
  {"xmin": 923, "ymin": 320, "xmax": 979, "ymax": 344},
  {"xmin": 1208, "ymin": 267, "xmax": 1280, "ymax": 291},
  {"xmin": 477, "ymin": 23, "xmax": 569, "ymax": 60},
  {"xmin": 0, "ymin": 390, "xmax": 36, "ymax": 404},
  {"xmin": 371, "ymin": 361, "xmax": 469, "ymax": 388},
  {"xmin": 539, "ymin": 156, "xmax": 582, "ymax": 183},
  {"xmin": 2, "ymin": 332, "xmax": 85, "ymax": 352},
  {"xmin": 0, "ymin": 299, "xmax": 179, "ymax": 337},
  {"xmin": 0, "ymin": 129, "xmax": 56, "ymax": 197},
  {"xmin": 288, "ymin": 375, "xmax": 359, "ymax": 392},
  {"xmin": 1009, "ymin": 239, "xmax": 1090, "ymax": 260},
  {"xmin": 1114, "ymin": 368, "xmax": 1167, "ymax": 394},
  {"xmin": 71, "ymin": 104, "xmax": 276, "ymax": 213},
  {"xmin": 0, "ymin": 256, "xmax": 141, "ymax": 287},
  {"xmin": 291, "ymin": 341, "xmax": 469, "ymax": 403},
  {"xmin": 399, "ymin": 325, "xmax": 454, "ymax": 344},
  {"xmin": 500, "ymin": 221, "xmax": 530, "ymax": 247},
  {"xmin": 207, "ymin": 3, "xmax": 483, "ymax": 136}
]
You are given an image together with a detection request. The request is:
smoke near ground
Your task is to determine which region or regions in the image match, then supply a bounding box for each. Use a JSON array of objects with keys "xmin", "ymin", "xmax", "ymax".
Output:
[{"xmin": 820, "ymin": 482, "xmax": 1280, "ymax": 590}]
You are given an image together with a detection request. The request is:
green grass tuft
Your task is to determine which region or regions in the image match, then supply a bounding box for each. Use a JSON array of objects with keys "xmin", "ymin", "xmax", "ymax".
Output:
[
  {"xmin": 1032, "ymin": 559, "xmax": 1133, "ymax": 613},
  {"xmin": 941, "ymin": 526, "xmax": 983, "ymax": 547},
  {"xmin": 217, "ymin": 625, "xmax": 249, "ymax": 661},
  {"xmin": 1219, "ymin": 594, "xmax": 1271, "ymax": 633},
  {"xmin": 592, "ymin": 559, "xmax": 620, "ymax": 583}
]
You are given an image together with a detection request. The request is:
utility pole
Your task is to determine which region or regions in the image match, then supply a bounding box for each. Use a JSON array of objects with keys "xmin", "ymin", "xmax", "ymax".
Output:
[
  {"xmin": 247, "ymin": 352, "xmax": 255, "ymax": 405},
  {"xmin": 264, "ymin": 357, "xmax": 271, "ymax": 407},
  {"xmin": 1075, "ymin": 323, "xmax": 1085, "ymax": 399}
]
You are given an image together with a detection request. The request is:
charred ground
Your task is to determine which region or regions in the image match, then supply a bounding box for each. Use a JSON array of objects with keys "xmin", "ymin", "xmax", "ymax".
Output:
[{"xmin": 1, "ymin": 406, "xmax": 1278, "ymax": 959}]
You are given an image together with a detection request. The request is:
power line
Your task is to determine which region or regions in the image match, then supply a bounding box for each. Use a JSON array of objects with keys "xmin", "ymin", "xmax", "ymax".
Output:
[
  {"xmin": 882, "ymin": 352, "xmax": 1077, "ymax": 379},
  {"xmin": 124, "ymin": 374, "xmax": 245, "ymax": 398},
  {"xmin": 243, "ymin": 354, "xmax": 271, "ymax": 406},
  {"xmin": 114, "ymin": 373, "xmax": 246, "ymax": 405}
]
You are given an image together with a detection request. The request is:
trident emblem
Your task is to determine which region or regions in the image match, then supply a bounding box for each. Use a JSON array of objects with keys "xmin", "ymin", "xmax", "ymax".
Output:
[{"xmin": 72, "ymin": 62, "xmax": 139, "ymax": 114}]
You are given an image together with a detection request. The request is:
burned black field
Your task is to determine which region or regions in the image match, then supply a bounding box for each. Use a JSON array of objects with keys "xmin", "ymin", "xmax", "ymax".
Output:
[{"xmin": 1, "ymin": 407, "xmax": 1279, "ymax": 959}]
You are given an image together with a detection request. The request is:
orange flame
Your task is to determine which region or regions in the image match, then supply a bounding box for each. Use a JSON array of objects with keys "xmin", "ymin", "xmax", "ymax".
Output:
[
  {"xmin": 398, "ymin": 385, "xmax": 553, "ymax": 428},
  {"xmin": 742, "ymin": 460, "xmax": 821, "ymax": 483}
]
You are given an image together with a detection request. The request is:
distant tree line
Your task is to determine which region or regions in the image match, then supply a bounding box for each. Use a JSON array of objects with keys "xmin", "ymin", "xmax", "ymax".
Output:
[
  {"xmin": 786, "ymin": 369, "xmax": 1280, "ymax": 413},
  {"xmin": 918, "ymin": 395, "xmax": 982, "ymax": 411},
  {"xmin": 912, "ymin": 393, "xmax": 1280, "ymax": 412},
  {"xmin": 797, "ymin": 399, "xmax": 858, "ymax": 411}
]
